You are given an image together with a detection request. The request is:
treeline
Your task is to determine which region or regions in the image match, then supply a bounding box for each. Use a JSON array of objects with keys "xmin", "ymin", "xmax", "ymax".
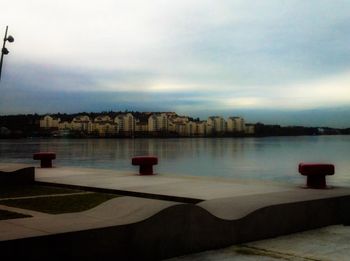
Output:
[
  {"xmin": 254, "ymin": 123, "xmax": 318, "ymax": 136},
  {"xmin": 0, "ymin": 114, "xmax": 41, "ymax": 138},
  {"xmin": 254, "ymin": 123, "xmax": 349, "ymax": 137}
]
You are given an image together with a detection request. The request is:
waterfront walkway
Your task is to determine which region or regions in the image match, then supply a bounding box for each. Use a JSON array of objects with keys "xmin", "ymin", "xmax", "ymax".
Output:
[
  {"xmin": 0, "ymin": 163, "xmax": 350, "ymax": 259},
  {"xmin": 35, "ymin": 165, "xmax": 294, "ymax": 201}
]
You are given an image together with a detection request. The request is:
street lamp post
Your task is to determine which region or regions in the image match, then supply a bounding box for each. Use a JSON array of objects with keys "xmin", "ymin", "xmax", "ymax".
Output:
[{"xmin": 0, "ymin": 25, "xmax": 14, "ymax": 81}]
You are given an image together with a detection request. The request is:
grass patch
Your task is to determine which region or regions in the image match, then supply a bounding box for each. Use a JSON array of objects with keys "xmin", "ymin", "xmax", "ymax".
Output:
[
  {"xmin": 0, "ymin": 184, "xmax": 84, "ymax": 199},
  {"xmin": 0, "ymin": 209, "xmax": 31, "ymax": 220},
  {"xmin": 0, "ymin": 193, "xmax": 119, "ymax": 214}
]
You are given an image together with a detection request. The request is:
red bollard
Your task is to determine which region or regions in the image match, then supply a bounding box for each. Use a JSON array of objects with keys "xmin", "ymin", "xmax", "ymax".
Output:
[
  {"xmin": 132, "ymin": 156, "xmax": 158, "ymax": 175},
  {"xmin": 298, "ymin": 163, "xmax": 334, "ymax": 189},
  {"xmin": 33, "ymin": 152, "xmax": 56, "ymax": 168}
]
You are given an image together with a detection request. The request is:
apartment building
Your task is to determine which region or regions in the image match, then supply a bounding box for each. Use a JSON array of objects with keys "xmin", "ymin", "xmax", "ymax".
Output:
[
  {"xmin": 196, "ymin": 121, "xmax": 207, "ymax": 136},
  {"xmin": 39, "ymin": 112, "xmax": 254, "ymax": 136},
  {"xmin": 58, "ymin": 121, "xmax": 71, "ymax": 130},
  {"xmin": 114, "ymin": 113, "xmax": 135, "ymax": 134},
  {"xmin": 185, "ymin": 121, "xmax": 197, "ymax": 136},
  {"xmin": 227, "ymin": 117, "xmax": 245, "ymax": 133},
  {"xmin": 207, "ymin": 116, "xmax": 226, "ymax": 134},
  {"xmin": 71, "ymin": 115, "xmax": 91, "ymax": 132},
  {"xmin": 91, "ymin": 115, "xmax": 117, "ymax": 136},
  {"xmin": 40, "ymin": 115, "xmax": 60, "ymax": 128},
  {"xmin": 148, "ymin": 113, "xmax": 168, "ymax": 132}
]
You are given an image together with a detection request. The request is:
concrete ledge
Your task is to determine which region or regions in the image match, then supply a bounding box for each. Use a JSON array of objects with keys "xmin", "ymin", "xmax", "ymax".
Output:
[
  {"xmin": 1, "ymin": 190, "xmax": 350, "ymax": 260},
  {"xmin": 0, "ymin": 165, "xmax": 35, "ymax": 186}
]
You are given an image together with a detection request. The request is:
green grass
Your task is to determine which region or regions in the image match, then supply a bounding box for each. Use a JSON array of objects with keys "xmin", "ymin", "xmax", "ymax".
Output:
[
  {"xmin": 0, "ymin": 193, "xmax": 119, "ymax": 214},
  {"xmin": 0, "ymin": 185, "xmax": 84, "ymax": 199},
  {"xmin": 0, "ymin": 209, "xmax": 31, "ymax": 220}
]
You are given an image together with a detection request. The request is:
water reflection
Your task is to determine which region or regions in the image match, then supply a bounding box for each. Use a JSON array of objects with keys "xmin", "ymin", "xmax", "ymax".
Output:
[{"xmin": 0, "ymin": 136, "xmax": 349, "ymax": 184}]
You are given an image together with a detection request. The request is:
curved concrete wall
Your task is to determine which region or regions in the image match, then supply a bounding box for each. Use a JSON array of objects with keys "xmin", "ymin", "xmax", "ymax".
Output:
[{"xmin": 1, "ymin": 194, "xmax": 350, "ymax": 260}]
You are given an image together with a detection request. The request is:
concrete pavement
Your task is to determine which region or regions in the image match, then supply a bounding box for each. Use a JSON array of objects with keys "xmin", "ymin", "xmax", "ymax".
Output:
[
  {"xmin": 0, "ymin": 163, "xmax": 350, "ymax": 259},
  {"xmin": 34, "ymin": 165, "xmax": 295, "ymax": 201},
  {"xmin": 169, "ymin": 225, "xmax": 350, "ymax": 261}
]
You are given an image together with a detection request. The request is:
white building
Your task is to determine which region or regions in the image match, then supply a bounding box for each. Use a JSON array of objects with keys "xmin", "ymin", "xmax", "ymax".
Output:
[
  {"xmin": 175, "ymin": 123, "xmax": 186, "ymax": 136},
  {"xmin": 123, "ymin": 113, "xmax": 136, "ymax": 132},
  {"xmin": 91, "ymin": 115, "xmax": 117, "ymax": 136},
  {"xmin": 114, "ymin": 113, "xmax": 135, "ymax": 133},
  {"xmin": 40, "ymin": 115, "xmax": 60, "ymax": 128},
  {"xmin": 94, "ymin": 115, "xmax": 112, "ymax": 123},
  {"xmin": 93, "ymin": 122, "xmax": 117, "ymax": 136},
  {"xmin": 207, "ymin": 116, "xmax": 226, "ymax": 134},
  {"xmin": 135, "ymin": 121, "xmax": 148, "ymax": 132},
  {"xmin": 168, "ymin": 116, "xmax": 190, "ymax": 135},
  {"xmin": 148, "ymin": 113, "xmax": 168, "ymax": 132},
  {"xmin": 71, "ymin": 115, "xmax": 91, "ymax": 132},
  {"xmin": 58, "ymin": 121, "xmax": 71, "ymax": 130},
  {"xmin": 227, "ymin": 117, "xmax": 245, "ymax": 132},
  {"xmin": 197, "ymin": 121, "xmax": 207, "ymax": 136},
  {"xmin": 185, "ymin": 121, "xmax": 197, "ymax": 136}
]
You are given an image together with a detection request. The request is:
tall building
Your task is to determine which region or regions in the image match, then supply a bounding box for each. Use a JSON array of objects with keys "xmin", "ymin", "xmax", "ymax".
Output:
[
  {"xmin": 197, "ymin": 121, "xmax": 207, "ymax": 136},
  {"xmin": 71, "ymin": 115, "xmax": 91, "ymax": 132},
  {"xmin": 185, "ymin": 121, "xmax": 197, "ymax": 136},
  {"xmin": 148, "ymin": 113, "xmax": 168, "ymax": 132},
  {"xmin": 114, "ymin": 113, "xmax": 136, "ymax": 134},
  {"xmin": 40, "ymin": 115, "xmax": 60, "ymax": 128},
  {"xmin": 123, "ymin": 113, "xmax": 136, "ymax": 132},
  {"xmin": 58, "ymin": 121, "xmax": 71, "ymax": 130},
  {"xmin": 92, "ymin": 115, "xmax": 117, "ymax": 136},
  {"xmin": 207, "ymin": 116, "xmax": 226, "ymax": 134},
  {"xmin": 227, "ymin": 117, "xmax": 245, "ymax": 132}
]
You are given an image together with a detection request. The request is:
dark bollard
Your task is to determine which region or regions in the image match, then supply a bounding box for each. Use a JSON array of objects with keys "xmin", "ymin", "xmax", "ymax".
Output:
[
  {"xmin": 33, "ymin": 152, "xmax": 56, "ymax": 168},
  {"xmin": 132, "ymin": 156, "xmax": 158, "ymax": 175},
  {"xmin": 298, "ymin": 163, "xmax": 334, "ymax": 189}
]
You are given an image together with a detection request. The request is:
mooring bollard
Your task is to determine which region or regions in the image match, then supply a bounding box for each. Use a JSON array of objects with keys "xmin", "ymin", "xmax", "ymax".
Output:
[
  {"xmin": 132, "ymin": 156, "xmax": 158, "ymax": 175},
  {"xmin": 33, "ymin": 152, "xmax": 56, "ymax": 168},
  {"xmin": 298, "ymin": 163, "xmax": 334, "ymax": 189}
]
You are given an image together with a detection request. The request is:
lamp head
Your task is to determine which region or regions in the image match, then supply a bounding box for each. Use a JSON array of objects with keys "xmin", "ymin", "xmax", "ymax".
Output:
[
  {"xmin": 2, "ymin": 48, "xmax": 9, "ymax": 55},
  {"xmin": 7, "ymin": 35, "xmax": 14, "ymax": 43}
]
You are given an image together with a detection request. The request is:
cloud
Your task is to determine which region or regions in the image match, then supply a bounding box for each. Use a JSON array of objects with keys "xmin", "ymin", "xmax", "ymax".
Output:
[
  {"xmin": 2, "ymin": 0, "xmax": 350, "ymax": 78},
  {"xmin": 4, "ymin": 61, "xmax": 350, "ymax": 110},
  {"xmin": 1, "ymin": 0, "xmax": 350, "ymax": 127}
]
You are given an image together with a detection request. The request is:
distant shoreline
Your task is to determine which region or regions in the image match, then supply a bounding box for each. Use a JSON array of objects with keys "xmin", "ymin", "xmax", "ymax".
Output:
[
  {"xmin": 1, "ymin": 113, "xmax": 349, "ymax": 139},
  {"xmin": 1, "ymin": 133, "xmax": 349, "ymax": 140}
]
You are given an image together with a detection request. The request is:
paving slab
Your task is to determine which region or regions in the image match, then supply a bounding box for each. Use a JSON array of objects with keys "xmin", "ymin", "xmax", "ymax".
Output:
[{"xmin": 34, "ymin": 166, "xmax": 295, "ymax": 200}]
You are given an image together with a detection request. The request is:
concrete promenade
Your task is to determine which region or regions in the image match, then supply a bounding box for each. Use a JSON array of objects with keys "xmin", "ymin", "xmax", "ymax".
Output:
[
  {"xmin": 0, "ymin": 163, "xmax": 350, "ymax": 259},
  {"xmin": 35, "ymin": 165, "xmax": 294, "ymax": 201}
]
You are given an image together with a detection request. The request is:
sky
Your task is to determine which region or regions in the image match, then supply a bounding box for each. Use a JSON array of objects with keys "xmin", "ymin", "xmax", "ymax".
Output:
[{"xmin": 1, "ymin": 0, "xmax": 350, "ymax": 127}]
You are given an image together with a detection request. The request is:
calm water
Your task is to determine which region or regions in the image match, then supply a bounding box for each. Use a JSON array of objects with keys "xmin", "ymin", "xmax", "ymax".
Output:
[{"xmin": 0, "ymin": 136, "xmax": 349, "ymax": 185}]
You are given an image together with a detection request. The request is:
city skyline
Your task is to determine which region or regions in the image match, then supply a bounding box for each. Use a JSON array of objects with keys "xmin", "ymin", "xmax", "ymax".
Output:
[{"xmin": 1, "ymin": 1, "xmax": 350, "ymax": 127}]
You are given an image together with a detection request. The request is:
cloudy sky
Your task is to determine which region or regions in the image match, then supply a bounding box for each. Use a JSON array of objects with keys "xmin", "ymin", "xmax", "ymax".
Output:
[{"xmin": 1, "ymin": 0, "xmax": 350, "ymax": 127}]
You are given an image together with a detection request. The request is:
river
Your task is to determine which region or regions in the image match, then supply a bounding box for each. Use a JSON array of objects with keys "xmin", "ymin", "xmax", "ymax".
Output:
[{"xmin": 0, "ymin": 136, "xmax": 349, "ymax": 185}]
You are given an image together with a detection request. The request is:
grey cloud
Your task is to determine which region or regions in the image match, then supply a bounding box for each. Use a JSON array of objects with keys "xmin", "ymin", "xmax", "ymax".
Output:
[
  {"xmin": 1, "ymin": 0, "xmax": 350, "ymax": 128},
  {"xmin": 184, "ymin": 0, "xmax": 350, "ymax": 86}
]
